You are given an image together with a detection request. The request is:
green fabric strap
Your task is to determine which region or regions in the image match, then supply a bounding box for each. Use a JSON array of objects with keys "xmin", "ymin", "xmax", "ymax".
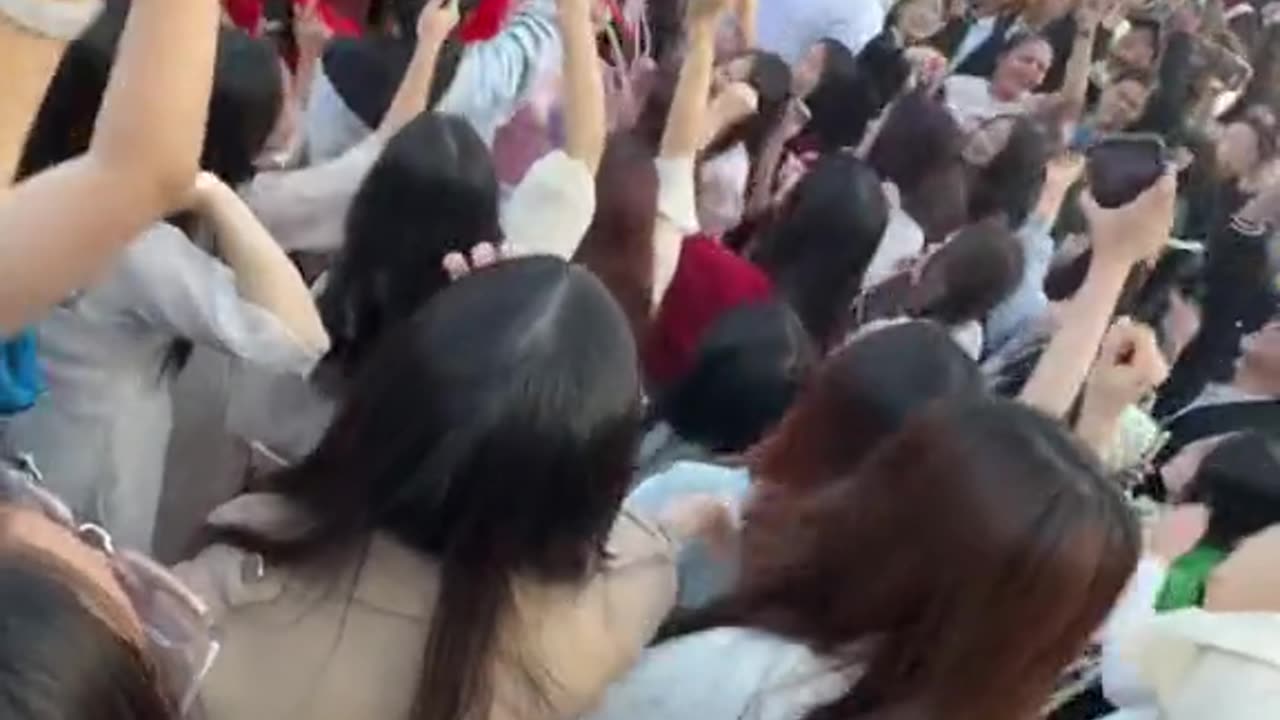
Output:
[{"xmin": 1156, "ymin": 544, "xmax": 1229, "ymax": 612}]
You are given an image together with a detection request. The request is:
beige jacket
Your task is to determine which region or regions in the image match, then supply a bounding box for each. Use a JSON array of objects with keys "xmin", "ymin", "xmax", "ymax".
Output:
[
  {"xmin": 176, "ymin": 496, "xmax": 678, "ymax": 720},
  {"xmin": 1104, "ymin": 610, "xmax": 1280, "ymax": 720}
]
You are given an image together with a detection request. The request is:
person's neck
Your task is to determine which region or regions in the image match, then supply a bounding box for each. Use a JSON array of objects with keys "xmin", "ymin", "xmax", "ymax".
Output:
[{"xmin": 1232, "ymin": 367, "xmax": 1280, "ymax": 398}]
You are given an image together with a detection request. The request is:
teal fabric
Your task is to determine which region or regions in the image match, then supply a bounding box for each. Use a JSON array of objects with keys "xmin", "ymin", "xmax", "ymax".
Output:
[{"xmin": 0, "ymin": 330, "xmax": 43, "ymax": 415}]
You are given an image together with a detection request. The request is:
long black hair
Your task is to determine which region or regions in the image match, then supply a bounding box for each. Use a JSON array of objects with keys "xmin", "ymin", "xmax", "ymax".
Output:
[
  {"xmin": 317, "ymin": 111, "xmax": 500, "ymax": 387},
  {"xmin": 0, "ymin": 558, "xmax": 175, "ymax": 720},
  {"xmin": 227, "ymin": 257, "xmax": 642, "ymax": 720},
  {"xmin": 751, "ymin": 154, "xmax": 889, "ymax": 348}
]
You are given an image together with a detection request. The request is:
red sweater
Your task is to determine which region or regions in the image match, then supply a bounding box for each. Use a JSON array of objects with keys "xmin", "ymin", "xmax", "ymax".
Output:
[{"xmin": 644, "ymin": 236, "xmax": 774, "ymax": 387}]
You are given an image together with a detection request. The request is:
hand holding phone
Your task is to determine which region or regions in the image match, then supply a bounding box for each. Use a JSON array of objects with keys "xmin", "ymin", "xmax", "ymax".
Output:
[{"xmin": 1085, "ymin": 134, "xmax": 1168, "ymax": 209}]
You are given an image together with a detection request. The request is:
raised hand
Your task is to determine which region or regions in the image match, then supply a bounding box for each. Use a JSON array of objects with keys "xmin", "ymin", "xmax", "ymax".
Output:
[
  {"xmin": 418, "ymin": 0, "xmax": 461, "ymax": 42},
  {"xmin": 294, "ymin": 0, "xmax": 334, "ymax": 59},
  {"xmin": 1083, "ymin": 170, "xmax": 1177, "ymax": 267},
  {"xmin": 1084, "ymin": 318, "xmax": 1170, "ymax": 418}
]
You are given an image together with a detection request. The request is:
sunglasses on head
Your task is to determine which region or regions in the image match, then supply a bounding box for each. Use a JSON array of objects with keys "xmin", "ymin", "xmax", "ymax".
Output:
[{"xmin": 0, "ymin": 454, "xmax": 219, "ymax": 714}]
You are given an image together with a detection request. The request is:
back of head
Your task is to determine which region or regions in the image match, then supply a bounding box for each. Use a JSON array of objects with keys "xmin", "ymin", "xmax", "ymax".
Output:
[
  {"xmin": 709, "ymin": 399, "xmax": 1139, "ymax": 720},
  {"xmin": 752, "ymin": 154, "xmax": 888, "ymax": 347},
  {"xmin": 1187, "ymin": 432, "xmax": 1280, "ymax": 552},
  {"xmin": 868, "ymin": 91, "xmax": 965, "ymax": 199},
  {"xmin": 260, "ymin": 257, "xmax": 641, "ymax": 720},
  {"xmin": 320, "ymin": 112, "xmax": 499, "ymax": 383},
  {"xmin": 753, "ymin": 321, "xmax": 984, "ymax": 489},
  {"xmin": 287, "ymin": 256, "xmax": 641, "ymax": 572},
  {"xmin": 0, "ymin": 559, "xmax": 173, "ymax": 720},
  {"xmin": 574, "ymin": 133, "xmax": 660, "ymax": 341},
  {"xmin": 911, "ymin": 219, "xmax": 1025, "ymax": 325},
  {"xmin": 660, "ymin": 301, "xmax": 817, "ymax": 456}
]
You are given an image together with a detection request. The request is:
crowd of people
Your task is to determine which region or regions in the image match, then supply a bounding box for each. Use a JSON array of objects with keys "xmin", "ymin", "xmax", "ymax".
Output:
[{"xmin": 1, "ymin": 0, "xmax": 1279, "ymax": 717}]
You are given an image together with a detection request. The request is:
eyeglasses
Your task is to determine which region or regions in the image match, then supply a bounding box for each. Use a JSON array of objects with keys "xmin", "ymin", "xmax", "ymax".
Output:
[{"xmin": 0, "ymin": 454, "xmax": 219, "ymax": 714}]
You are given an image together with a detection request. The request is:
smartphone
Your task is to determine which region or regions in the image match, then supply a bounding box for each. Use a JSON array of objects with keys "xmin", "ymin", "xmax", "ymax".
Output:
[{"xmin": 1086, "ymin": 134, "xmax": 1167, "ymax": 209}]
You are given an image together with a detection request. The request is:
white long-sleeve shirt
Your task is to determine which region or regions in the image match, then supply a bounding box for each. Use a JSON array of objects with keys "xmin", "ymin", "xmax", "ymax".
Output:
[{"xmin": 5, "ymin": 224, "xmax": 323, "ymax": 552}]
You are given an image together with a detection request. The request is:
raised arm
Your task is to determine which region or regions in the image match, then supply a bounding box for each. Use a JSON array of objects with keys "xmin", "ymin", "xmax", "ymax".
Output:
[
  {"xmin": 662, "ymin": 0, "xmax": 722, "ymax": 159},
  {"xmin": 435, "ymin": 0, "xmax": 560, "ymax": 144},
  {"xmin": 186, "ymin": 172, "xmax": 329, "ymax": 353},
  {"xmin": 497, "ymin": 0, "xmax": 604, "ymax": 259},
  {"xmin": 651, "ymin": 0, "xmax": 729, "ymax": 308},
  {"xmin": 1057, "ymin": 0, "xmax": 1106, "ymax": 122},
  {"xmin": 1075, "ymin": 319, "xmax": 1169, "ymax": 460},
  {"xmin": 1020, "ymin": 173, "xmax": 1176, "ymax": 418},
  {"xmin": 0, "ymin": 0, "xmax": 220, "ymax": 333},
  {"xmin": 559, "ymin": 0, "xmax": 606, "ymax": 173},
  {"xmin": 734, "ymin": 0, "xmax": 757, "ymax": 50},
  {"xmin": 377, "ymin": 0, "xmax": 460, "ymax": 142}
]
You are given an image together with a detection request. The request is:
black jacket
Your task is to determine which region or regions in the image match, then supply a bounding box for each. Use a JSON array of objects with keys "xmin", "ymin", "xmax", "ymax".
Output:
[{"xmin": 1155, "ymin": 215, "xmax": 1278, "ymax": 421}]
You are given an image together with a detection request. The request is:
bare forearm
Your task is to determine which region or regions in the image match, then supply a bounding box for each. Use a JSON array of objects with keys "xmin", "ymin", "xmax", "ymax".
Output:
[
  {"xmin": 1075, "ymin": 403, "xmax": 1121, "ymax": 459},
  {"xmin": 1020, "ymin": 255, "xmax": 1130, "ymax": 417},
  {"xmin": 378, "ymin": 33, "xmax": 448, "ymax": 140},
  {"xmin": 559, "ymin": 1, "xmax": 605, "ymax": 172},
  {"xmin": 1059, "ymin": 22, "xmax": 1097, "ymax": 121},
  {"xmin": 199, "ymin": 181, "xmax": 328, "ymax": 351},
  {"xmin": 736, "ymin": 0, "xmax": 757, "ymax": 48},
  {"xmin": 663, "ymin": 15, "xmax": 717, "ymax": 158},
  {"xmin": 92, "ymin": 0, "xmax": 219, "ymax": 200},
  {"xmin": 295, "ymin": 52, "xmax": 321, "ymax": 109}
]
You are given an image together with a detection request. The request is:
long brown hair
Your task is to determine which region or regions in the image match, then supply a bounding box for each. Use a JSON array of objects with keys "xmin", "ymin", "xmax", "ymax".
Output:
[
  {"xmin": 574, "ymin": 133, "xmax": 660, "ymax": 342},
  {"xmin": 752, "ymin": 322, "xmax": 984, "ymax": 491},
  {"xmin": 671, "ymin": 398, "xmax": 1139, "ymax": 720}
]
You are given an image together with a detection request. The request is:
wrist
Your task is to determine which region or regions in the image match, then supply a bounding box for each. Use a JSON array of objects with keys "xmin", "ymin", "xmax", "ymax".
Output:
[
  {"xmin": 1090, "ymin": 232, "xmax": 1153, "ymax": 270},
  {"xmin": 419, "ymin": 26, "xmax": 452, "ymax": 48},
  {"xmin": 1079, "ymin": 394, "xmax": 1126, "ymax": 436}
]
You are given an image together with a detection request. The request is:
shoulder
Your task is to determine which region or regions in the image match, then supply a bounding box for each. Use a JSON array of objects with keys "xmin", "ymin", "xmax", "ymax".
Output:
[{"xmin": 112, "ymin": 223, "xmax": 220, "ymax": 296}]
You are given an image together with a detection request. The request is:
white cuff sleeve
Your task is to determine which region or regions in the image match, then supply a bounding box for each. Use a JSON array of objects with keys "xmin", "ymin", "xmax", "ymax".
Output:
[{"xmin": 501, "ymin": 149, "xmax": 595, "ymax": 260}]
